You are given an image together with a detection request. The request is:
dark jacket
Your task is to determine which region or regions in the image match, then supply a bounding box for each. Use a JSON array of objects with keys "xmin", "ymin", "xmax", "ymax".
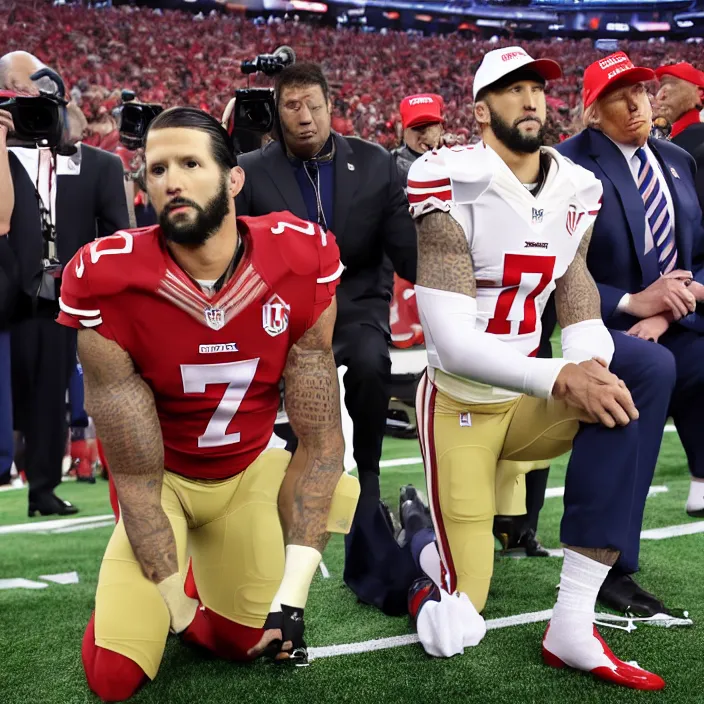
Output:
[
  {"xmin": 3, "ymin": 143, "xmax": 129, "ymax": 323},
  {"xmin": 671, "ymin": 121, "xmax": 704, "ymax": 210},
  {"xmin": 236, "ymin": 133, "xmax": 417, "ymax": 334},
  {"xmin": 557, "ymin": 128, "xmax": 704, "ymax": 334}
]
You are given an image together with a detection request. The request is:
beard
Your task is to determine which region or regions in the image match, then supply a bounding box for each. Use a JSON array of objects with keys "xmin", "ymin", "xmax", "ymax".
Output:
[
  {"xmin": 159, "ymin": 176, "xmax": 231, "ymax": 247},
  {"xmin": 489, "ymin": 106, "xmax": 546, "ymax": 154}
]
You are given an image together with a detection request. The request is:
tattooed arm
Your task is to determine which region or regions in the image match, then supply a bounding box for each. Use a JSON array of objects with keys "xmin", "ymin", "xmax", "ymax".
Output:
[
  {"xmin": 279, "ymin": 299, "xmax": 344, "ymax": 554},
  {"xmin": 78, "ymin": 329, "xmax": 177, "ymax": 583},
  {"xmin": 416, "ymin": 211, "xmax": 476, "ymax": 295},
  {"xmin": 554, "ymin": 225, "xmax": 602, "ymax": 327}
]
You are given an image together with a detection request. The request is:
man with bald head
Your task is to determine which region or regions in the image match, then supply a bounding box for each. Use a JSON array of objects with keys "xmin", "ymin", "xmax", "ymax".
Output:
[
  {"xmin": 1, "ymin": 51, "xmax": 130, "ymax": 516},
  {"xmin": 558, "ymin": 51, "xmax": 704, "ymax": 614}
]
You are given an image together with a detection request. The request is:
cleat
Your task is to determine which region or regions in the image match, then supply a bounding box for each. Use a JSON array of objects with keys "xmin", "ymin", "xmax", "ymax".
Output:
[
  {"xmin": 542, "ymin": 625, "xmax": 665, "ymax": 691},
  {"xmin": 398, "ymin": 485, "xmax": 433, "ymax": 547}
]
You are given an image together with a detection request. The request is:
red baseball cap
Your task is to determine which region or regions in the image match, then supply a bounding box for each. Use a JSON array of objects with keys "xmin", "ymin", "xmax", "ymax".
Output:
[
  {"xmin": 400, "ymin": 94, "xmax": 444, "ymax": 130},
  {"xmin": 655, "ymin": 62, "xmax": 704, "ymax": 88},
  {"xmin": 583, "ymin": 52, "xmax": 656, "ymax": 109}
]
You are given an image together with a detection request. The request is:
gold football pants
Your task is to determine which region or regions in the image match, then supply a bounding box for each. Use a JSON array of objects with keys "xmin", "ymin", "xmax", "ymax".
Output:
[
  {"xmin": 94, "ymin": 449, "xmax": 359, "ymax": 678},
  {"xmin": 416, "ymin": 374, "xmax": 582, "ymax": 612}
]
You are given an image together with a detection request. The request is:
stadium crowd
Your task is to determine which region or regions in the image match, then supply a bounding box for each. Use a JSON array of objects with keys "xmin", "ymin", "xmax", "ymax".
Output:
[{"xmin": 2, "ymin": 1, "xmax": 704, "ymax": 148}]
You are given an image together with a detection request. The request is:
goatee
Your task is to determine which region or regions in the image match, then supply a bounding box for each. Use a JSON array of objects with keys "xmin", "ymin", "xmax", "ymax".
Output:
[{"xmin": 159, "ymin": 176, "xmax": 230, "ymax": 247}]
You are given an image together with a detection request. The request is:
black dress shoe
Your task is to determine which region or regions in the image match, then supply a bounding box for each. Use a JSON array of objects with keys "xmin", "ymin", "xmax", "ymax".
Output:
[
  {"xmin": 598, "ymin": 573, "xmax": 671, "ymax": 617},
  {"xmin": 517, "ymin": 529, "xmax": 550, "ymax": 557},
  {"xmin": 28, "ymin": 493, "xmax": 79, "ymax": 518}
]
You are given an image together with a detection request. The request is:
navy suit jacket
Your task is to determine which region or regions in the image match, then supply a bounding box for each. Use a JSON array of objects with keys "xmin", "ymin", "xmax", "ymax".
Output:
[{"xmin": 556, "ymin": 128, "xmax": 704, "ymax": 333}]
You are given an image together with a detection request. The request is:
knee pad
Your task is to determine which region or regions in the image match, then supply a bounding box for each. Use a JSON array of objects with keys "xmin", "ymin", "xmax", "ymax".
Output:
[
  {"xmin": 438, "ymin": 449, "xmax": 496, "ymax": 523},
  {"xmin": 327, "ymin": 472, "xmax": 360, "ymax": 534},
  {"xmin": 82, "ymin": 613, "xmax": 148, "ymax": 702},
  {"xmin": 495, "ymin": 461, "xmax": 534, "ymax": 516}
]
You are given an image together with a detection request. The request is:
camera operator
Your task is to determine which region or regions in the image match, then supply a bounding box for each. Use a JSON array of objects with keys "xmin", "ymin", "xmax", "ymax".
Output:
[
  {"xmin": 0, "ymin": 107, "xmax": 15, "ymax": 485},
  {"xmin": 1, "ymin": 51, "xmax": 130, "ymax": 517},
  {"xmin": 235, "ymin": 61, "xmax": 418, "ymax": 614}
]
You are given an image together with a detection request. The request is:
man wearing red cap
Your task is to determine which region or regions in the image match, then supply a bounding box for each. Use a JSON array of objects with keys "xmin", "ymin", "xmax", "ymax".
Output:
[
  {"xmin": 655, "ymin": 62, "xmax": 704, "ymax": 146},
  {"xmin": 559, "ymin": 50, "xmax": 704, "ymax": 588},
  {"xmin": 392, "ymin": 93, "xmax": 445, "ymax": 187},
  {"xmin": 407, "ymin": 46, "xmax": 666, "ymax": 690},
  {"xmin": 655, "ymin": 62, "xmax": 704, "ymax": 208}
]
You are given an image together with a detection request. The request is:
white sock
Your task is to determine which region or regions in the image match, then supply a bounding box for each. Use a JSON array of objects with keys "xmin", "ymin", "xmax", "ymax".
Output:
[
  {"xmin": 686, "ymin": 479, "xmax": 704, "ymax": 513},
  {"xmin": 419, "ymin": 542, "xmax": 443, "ymax": 588},
  {"xmin": 544, "ymin": 549, "xmax": 616, "ymax": 671}
]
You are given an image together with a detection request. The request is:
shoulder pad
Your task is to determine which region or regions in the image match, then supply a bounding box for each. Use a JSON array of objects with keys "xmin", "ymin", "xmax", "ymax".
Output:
[
  {"xmin": 241, "ymin": 212, "xmax": 326, "ymax": 279},
  {"xmin": 68, "ymin": 227, "xmax": 159, "ymax": 298},
  {"xmin": 407, "ymin": 145, "xmax": 493, "ymax": 217},
  {"xmin": 547, "ymin": 149, "xmax": 604, "ymax": 215}
]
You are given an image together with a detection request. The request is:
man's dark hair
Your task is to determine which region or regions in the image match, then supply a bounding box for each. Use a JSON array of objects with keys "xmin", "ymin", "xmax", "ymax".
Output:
[
  {"xmin": 145, "ymin": 106, "xmax": 236, "ymax": 171},
  {"xmin": 274, "ymin": 62, "xmax": 330, "ymax": 105},
  {"xmin": 475, "ymin": 69, "xmax": 546, "ymax": 105}
]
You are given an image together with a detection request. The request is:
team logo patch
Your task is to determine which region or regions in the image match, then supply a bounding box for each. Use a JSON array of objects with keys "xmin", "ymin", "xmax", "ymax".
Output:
[
  {"xmin": 262, "ymin": 294, "xmax": 290, "ymax": 337},
  {"xmin": 204, "ymin": 307, "xmax": 225, "ymax": 331},
  {"xmin": 531, "ymin": 207, "xmax": 544, "ymax": 224},
  {"xmin": 565, "ymin": 204, "xmax": 585, "ymax": 237}
]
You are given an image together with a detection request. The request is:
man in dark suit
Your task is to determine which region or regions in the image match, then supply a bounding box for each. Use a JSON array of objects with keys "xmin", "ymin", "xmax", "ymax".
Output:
[
  {"xmin": 558, "ymin": 51, "xmax": 704, "ymax": 614},
  {"xmin": 235, "ymin": 62, "xmax": 418, "ymax": 614},
  {"xmin": 0, "ymin": 106, "xmax": 15, "ymax": 486},
  {"xmin": 2, "ymin": 52, "xmax": 130, "ymax": 516},
  {"xmin": 654, "ymin": 63, "xmax": 704, "ymax": 208}
]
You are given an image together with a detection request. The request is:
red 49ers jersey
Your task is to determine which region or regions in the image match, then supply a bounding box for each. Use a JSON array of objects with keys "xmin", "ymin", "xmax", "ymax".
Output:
[{"xmin": 57, "ymin": 212, "xmax": 343, "ymax": 480}]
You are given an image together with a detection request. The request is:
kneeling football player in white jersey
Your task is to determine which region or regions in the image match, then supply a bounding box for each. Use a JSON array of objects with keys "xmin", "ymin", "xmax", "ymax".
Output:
[{"xmin": 406, "ymin": 47, "xmax": 665, "ymax": 690}]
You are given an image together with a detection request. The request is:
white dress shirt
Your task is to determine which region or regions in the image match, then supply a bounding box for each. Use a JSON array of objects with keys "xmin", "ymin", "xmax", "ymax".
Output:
[{"xmin": 8, "ymin": 145, "xmax": 82, "ymax": 229}]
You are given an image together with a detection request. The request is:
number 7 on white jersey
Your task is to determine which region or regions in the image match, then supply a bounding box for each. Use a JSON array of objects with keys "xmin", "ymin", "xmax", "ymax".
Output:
[{"xmin": 180, "ymin": 359, "xmax": 260, "ymax": 448}]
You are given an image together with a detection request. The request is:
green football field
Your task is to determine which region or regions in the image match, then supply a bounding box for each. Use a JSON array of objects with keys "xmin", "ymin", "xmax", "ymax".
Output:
[{"xmin": 1, "ymin": 431, "xmax": 702, "ymax": 704}]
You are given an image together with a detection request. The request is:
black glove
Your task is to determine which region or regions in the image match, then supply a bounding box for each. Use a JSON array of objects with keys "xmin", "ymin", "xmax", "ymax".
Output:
[{"xmin": 263, "ymin": 604, "xmax": 309, "ymax": 666}]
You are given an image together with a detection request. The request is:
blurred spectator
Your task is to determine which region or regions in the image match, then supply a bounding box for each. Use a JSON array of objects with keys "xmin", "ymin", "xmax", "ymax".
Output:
[
  {"xmin": 2, "ymin": 50, "xmax": 129, "ymax": 517},
  {"xmin": 392, "ymin": 93, "xmax": 444, "ymax": 185}
]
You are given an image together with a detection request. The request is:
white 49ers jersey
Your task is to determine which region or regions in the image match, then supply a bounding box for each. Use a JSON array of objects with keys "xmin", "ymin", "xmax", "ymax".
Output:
[{"xmin": 408, "ymin": 142, "xmax": 603, "ymax": 403}]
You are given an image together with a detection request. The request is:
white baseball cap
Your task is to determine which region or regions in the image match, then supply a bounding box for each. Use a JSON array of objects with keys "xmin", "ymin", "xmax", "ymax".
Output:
[{"xmin": 472, "ymin": 46, "xmax": 562, "ymax": 100}]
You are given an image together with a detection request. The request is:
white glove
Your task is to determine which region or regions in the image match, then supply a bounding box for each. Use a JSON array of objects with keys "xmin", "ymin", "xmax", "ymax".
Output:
[{"xmin": 416, "ymin": 589, "xmax": 486, "ymax": 658}]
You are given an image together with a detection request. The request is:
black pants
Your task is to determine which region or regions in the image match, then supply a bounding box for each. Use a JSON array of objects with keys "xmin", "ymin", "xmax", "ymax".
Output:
[
  {"xmin": 11, "ymin": 315, "xmax": 76, "ymax": 501},
  {"xmin": 333, "ymin": 322, "xmax": 391, "ymax": 499}
]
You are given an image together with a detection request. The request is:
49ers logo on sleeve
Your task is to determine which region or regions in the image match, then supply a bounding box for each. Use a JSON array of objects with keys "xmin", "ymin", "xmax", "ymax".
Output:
[
  {"xmin": 262, "ymin": 294, "xmax": 290, "ymax": 337},
  {"xmin": 565, "ymin": 204, "xmax": 585, "ymax": 237}
]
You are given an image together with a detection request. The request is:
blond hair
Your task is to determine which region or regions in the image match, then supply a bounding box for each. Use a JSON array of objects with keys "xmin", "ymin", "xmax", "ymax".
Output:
[{"xmin": 582, "ymin": 101, "xmax": 601, "ymax": 130}]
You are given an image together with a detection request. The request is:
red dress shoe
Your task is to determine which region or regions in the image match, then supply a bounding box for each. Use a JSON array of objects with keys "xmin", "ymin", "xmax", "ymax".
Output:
[{"xmin": 542, "ymin": 625, "xmax": 665, "ymax": 691}]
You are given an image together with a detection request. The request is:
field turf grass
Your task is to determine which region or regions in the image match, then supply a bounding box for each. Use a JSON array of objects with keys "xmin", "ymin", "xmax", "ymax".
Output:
[{"xmin": 1, "ymin": 431, "xmax": 702, "ymax": 704}]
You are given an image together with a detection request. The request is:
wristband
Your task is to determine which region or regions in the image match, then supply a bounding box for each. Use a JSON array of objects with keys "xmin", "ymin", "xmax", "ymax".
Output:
[
  {"xmin": 269, "ymin": 545, "xmax": 322, "ymax": 612},
  {"xmin": 157, "ymin": 573, "xmax": 198, "ymax": 634}
]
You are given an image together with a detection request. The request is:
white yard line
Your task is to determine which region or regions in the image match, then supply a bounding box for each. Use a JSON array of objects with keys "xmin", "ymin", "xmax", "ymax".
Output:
[
  {"xmin": 50, "ymin": 520, "xmax": 116, "ymax": 534},
  {"xmin": 641, "ymin": 521, "xmax": 704, "ymax": 540},
  {"xmin": 0, "ymin": 514, "xmax": 114, "ymax": 536},
  {"xmin": 319, "ymin": 561, "xmax": 330, "ymax": 579},
  {"xmin": 308, "ymin": 609, "xmax": 554, "ymax": 661}
]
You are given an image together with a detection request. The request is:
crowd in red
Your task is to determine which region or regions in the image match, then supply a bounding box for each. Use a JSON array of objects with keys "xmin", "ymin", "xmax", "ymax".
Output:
[{"xmin": 2, "ymin": 2, "xmax": 702, "ymax": 148}]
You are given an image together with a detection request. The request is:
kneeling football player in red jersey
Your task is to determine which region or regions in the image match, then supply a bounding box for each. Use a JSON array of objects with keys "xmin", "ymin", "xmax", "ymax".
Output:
[{"xmin": 57, "ymin": 107, "xmax": 359, "ymax": 702}]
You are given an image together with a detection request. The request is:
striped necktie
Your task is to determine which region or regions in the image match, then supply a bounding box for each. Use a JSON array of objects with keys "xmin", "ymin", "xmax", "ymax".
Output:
[{"xmin": 636, "ymin": 148, "xmax": 677, "ymax": 274}]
